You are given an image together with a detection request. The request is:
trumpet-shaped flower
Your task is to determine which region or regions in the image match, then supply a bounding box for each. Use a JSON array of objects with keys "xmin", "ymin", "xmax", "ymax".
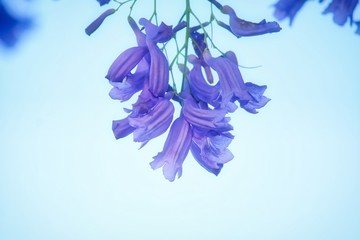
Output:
[
  {"xmin": 112, "ymin": 86, "xmax": 174, "ymax": 147},
  {"xmin": 191, "ymin": 129, "xmax": 234, "ymax": 176},
  {"xmin": 150, "ymin": 116, "xmax": 192, "ymax": 181},
  {"xmin": 203, "ymin": 50, "xmax": 270, "ymax": 113}
]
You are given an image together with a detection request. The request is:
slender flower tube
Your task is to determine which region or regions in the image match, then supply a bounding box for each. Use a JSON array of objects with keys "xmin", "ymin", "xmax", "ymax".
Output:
[
  {"xmin": 150, "ymin": 116, "xmax": 193, "ymax": 182},
  {"xmin": 220, "ymin": 5, "xmax": 282, "ymax": 37},
  {"xmin": 323, "ymin": 0, "xmax": 359, "ymax": 25},
  {"xmin": 273, "ymin": 0, "xmax": 307, "ymax": 25},
  {"xmin": 85, "ymin": 8, "xmax": 116, "ymax": 36}
]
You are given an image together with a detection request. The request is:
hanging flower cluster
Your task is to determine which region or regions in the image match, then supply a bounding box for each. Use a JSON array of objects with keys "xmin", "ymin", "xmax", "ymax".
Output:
[
  {"xmin": 86, "ymin": 0, "xmax": 281, "ymax": 181},
  {"xmin": 274, "ymin": 0, "xmax": 360, "ymax": 35}
]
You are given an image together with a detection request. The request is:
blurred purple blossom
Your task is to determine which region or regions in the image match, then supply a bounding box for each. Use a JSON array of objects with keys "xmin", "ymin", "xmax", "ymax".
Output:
[
  {"xmin": 322, "ymin": 0, "xmax": 359, "ymax": 26},
  {"xmin": 0, "ymin": 1, "xmax": 32, "ymax": 48}
]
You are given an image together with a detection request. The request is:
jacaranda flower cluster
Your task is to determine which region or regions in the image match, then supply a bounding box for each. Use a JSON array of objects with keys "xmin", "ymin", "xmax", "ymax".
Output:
[
  {"xmin": 273, "ymin": 0, "xmax": 360, "ymax": 35},
  {"xmin": 87, "ymin": 0, "xmax": 281, "ymax": 181}
]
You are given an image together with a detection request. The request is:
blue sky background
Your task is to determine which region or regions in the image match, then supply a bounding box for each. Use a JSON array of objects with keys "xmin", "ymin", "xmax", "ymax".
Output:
[{"xmin": 1, "ymin": 0, "xmax": 360, "ymax": 239}]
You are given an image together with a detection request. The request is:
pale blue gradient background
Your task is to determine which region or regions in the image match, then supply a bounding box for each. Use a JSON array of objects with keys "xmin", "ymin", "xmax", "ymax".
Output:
[{"xmin": 1, "ymin": 0, "xmax": 360, "ymax": 239}]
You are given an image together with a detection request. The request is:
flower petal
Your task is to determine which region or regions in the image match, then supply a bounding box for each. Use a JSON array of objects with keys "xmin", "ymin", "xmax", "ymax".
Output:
[
  {"xmin": 182, "ymin": 97, "xmax": 233, "ymax": 132},
  {"xmin": 188, "ymin": 55, "xmax": 221, "ymax": 106},
  {"xmin": 322, "ymin": 0, "xmax": 359, "ymax": 26},
  {"xmin": 240, "ymin": 82, "xmax": 271, "ymax": 113},
  {"xmin": 273, "ymin": 0, "xmax": 307, "ymax": 25},
  {"xmin": 139, "ymin": 18, "xmax": 173, "ymax": 43},
  {"xmin": 150, "ymin": 117, "xmax": 192, "ymax": 181},
  {"xmin": 146, "ymin": 38, "xmax": 169, "ymax": 97},
  {"xmin": 106, "ymin": 46, "xmax": 148, "ymax": 82},
  {"xmin": 129, "ymin": 98, "xmax": 174, "ymax": 145},
  {"xmin": 203, "ymin": 50, "xmax": 252, "ymax": 106},
  {"xmin": 191, "ymin": 129, "xmax": 234, "ymax": 175},
  {"xmin": 112, "ymin": 118, "xmax": 136, "ymax": 139}
]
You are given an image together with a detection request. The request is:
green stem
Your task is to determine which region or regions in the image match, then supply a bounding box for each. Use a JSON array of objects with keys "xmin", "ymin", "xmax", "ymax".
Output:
[{"xmin": 181, "ymin": 0, "xmax": 191, "ymax": 92}]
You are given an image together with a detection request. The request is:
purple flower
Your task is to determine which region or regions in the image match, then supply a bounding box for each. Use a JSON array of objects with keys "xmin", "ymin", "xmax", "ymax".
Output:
[
  {"xmin": 187, "ymin": 55, "xmax": 221, "ymax": 106},
  {"xmin": 241, "ymin": 82, "xmax": 271, "ymax": 114},
  {"xmin": 150, "ymin": 116, "xmax": 193, "ymax": 182},
  {"xmin": 182, "ymin": 96, "xmax": 233, "ymax": 132},
  {"xmin": 109, "ymin": 59, "xmax": 148, "ymax": 101},
  {"xmin": 112, "ymin": 87, "xmax": 174, "ymax": 147},
  {"xmin": 0, "ymin": 2, "xmax": 31, "ymax": 48},
  {"xmin": 220, "ymin": 5, "xmax": 282, "ymax": 37},
  {"xmin": 191, "ymin": 129, "xmax": 234, "ymax": 176},
  {"xmin": 323, "ymin": 0, "xmax": 359, "ymax": 26},
  {"xmin": 106, "ymin": 18, "xmax": 173, "ymax": 98},
  {"xmin": 106, "ymin": 46, "xmax": 148, "ymax": 82},
  {"xmin": 203, "ymin": 50, "xmax": 251, "ymax": 106},
  {"xmin": 273, "ymin": 0, "xmax": 307, "ymax": 25},
  {"xmin": 97, "ymin": 0, "xmax": 111, "ymax": 6},
  {"xmin": 203, "ymin": 50, "xmax": 270, "ymax": 113},
  {"xmin": 85, "ymin": 8, "xmax": 116, "ymax": 36},
  {"xmin": 139, "ymin": 18, "xmax": 174, "ymax": 43},
  {"xmin": 209, "ymin": 0, "xmax": 281, "ymax": 37},
  {"xmin": 112, "ymin": 118, "xmax": 136, "ymax": 139}
]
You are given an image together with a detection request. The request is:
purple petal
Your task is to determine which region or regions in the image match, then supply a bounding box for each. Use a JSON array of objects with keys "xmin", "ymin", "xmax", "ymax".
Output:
[
  {"xmin": 191, "ymin": 129, "xmax": 234, "ymax": 175},
  {"xmin": 128, "ymin": 16, "xmax": 146, "ymax": 46},
  {"xmin": 97, "ymin": 0, "xmax": 111, "ymax": 6},
  {"xmin": 131, "ymin": 87, "xmax": 158, "ymax": 116},
  {"xmin": 150, "ymin": 117, "xmax": 192, "ymax": 181},
  {"xmin": 106, "ymin": 46, "xmax": 148, "ymax": 82},
  {"xmin": 188, "ymin": 55, "xmax": 221, "ymax": 106},
  {"xmin": 322, "ymin": 0, "xmax": 359, "ymax": 26},
  {"xmin": 139, "ymin": 18, "xmax": 173, "ymax": 43},
  {"xmin": 240, "ymin": 82, "xmax": 271, "ymax": 113},
  {"xmin": 273, "ymin": 0, "xmax": 307, "ymax": 25},
  {"xmin": 85, "ymin": 9, "xmax": 116, "ymax": 36},
  {"xmin": 146, "ymin": 38, "xmax": 169, "ymax": 97},
  {"xmin": 112, "ymin": 118, "xmax": 135, "ymax": 139},
  {"xmin": 221, "ymin": 5, "xmax": 281, "ymax": 37},
  {"xmin": 109, "ymin": 60, "xmax": 149, "ymax": 101},
  {"xmin": 203, "ymin": 50, "xmax": 252, "ymax": 106},
  {"xmin": 182, "ymin": 97, "xmax": 233, "ymax": 132},
  {"xmin": 128, "ymin": 98, "xmax": 174, "ymax": 145}
]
